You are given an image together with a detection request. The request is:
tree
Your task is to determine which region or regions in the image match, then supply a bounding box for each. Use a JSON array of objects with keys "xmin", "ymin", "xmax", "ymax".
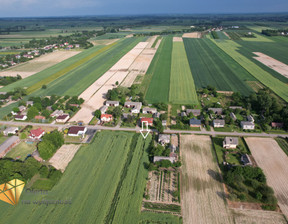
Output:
[
  {"xmin": 112, "ymin": 107, "xmax": 122, "ymax": 118},
  {"xmin": 42, "ymin": 85, "xmax": 47, "ymax": 89},
  {"xmin": 94, "ymin": 110, "xmax": 101, "ymax": 118},
  {"xmin": 27, "ymin": 106, "xmax": 39, "ymax": 120},
  {"xmin": 115, "ymin": 81, "xmax": 119, "ymax": 86}
]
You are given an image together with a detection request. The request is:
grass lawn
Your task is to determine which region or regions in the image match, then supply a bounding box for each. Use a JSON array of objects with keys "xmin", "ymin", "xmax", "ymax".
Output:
[
  {"xmin": 275, "ymin": 137, "xmax": 288, "ymax": 156},
  {"xmin": 169, "ymin": 41, "xmax": 198, "ymax": 105},
  {"xmin": 5, "ymin": 141, "xmax": 36, "ymax": 160},
  {"xmin": 0, "ymin": 136, "xmax": 8, "ymax": 145}
]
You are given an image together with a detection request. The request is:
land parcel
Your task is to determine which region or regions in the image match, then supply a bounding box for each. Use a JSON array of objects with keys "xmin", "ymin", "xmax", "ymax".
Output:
[
  {"xmin": 183, "ymin": 38, "xmax": 255, "ymax": 96},
  {"xmin": 169, "ymin": 41, "xmax": 198, "ymax": 105},
  {"xmin": 0, "ymin": 131, "xmax": 181, "ymax": 224}
]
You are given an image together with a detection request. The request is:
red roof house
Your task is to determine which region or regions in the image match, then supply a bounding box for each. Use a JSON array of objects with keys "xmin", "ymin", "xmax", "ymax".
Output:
[
  {"xmin": 101, "ymin": 114, "xmax": 113, "ymax": 122},
  {"xmin": 29, "ymin": 128, "xmax": 45, "ymax": 140},
  {"xmin": 140, "ymin": 118, "xmax": 153, "ymax": 126},
  {"xmin": 68, "ymin": 126, "xmax": 87, "ymax": 136},
  {"xmin": 271, "ymin": 122, "xmax": 284, "ymax": 128}
]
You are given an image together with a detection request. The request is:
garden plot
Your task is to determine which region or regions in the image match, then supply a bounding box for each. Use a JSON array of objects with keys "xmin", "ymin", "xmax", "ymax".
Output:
[
  {"xmin": 0, "ymin": 51, "xmax": 80, "ymax": 79},
  {"xmin": 71, "ymin": 42, "xmax": 149, "ymax": 123},
  {"xmin": 182, "ymin": 32, "xmax": 202, "ymax": 38},
  {"xmin": 146, "ymin": 171, "xmax": 179, "ymax": 203},
  {"xmin": 245, "ymin": 137, "xmax": 288, "ymax": 219},
  {"xmin": 49, "ymin": 144, "xmax": 81, "ymax": 172},
  {"xmin": 253, "ymin": 52, "xmax": 288, "ymax": 79},
  {"xmin": 180, "ymin": 134, "xmax": 233, "ymax": 224}
]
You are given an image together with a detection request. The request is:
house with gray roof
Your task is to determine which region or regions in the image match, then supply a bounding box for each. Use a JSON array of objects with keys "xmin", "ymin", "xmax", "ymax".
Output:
[
  {"xmin": 3, "ymin": 127, "xmax": 19, "ymax": 136},
  {"xmin": 189, "ymin": 118, "xmax": 201, "ymax": 127},
  {"xmin": 142, "ymin": 107, "xmax": 157, "ymax": 114},
  {"xmin": 241, "ymin": 121, "xmax": 255, "ymax": 130},
  {"xmin": 99, "ymin": 105, "xmax": 108, "ymax": 114},
  {"xmin": 158, "ymin": 134, "xmax": 170, "ymax": 145},
  {"xmin": 186, "ymin": 109, "xmax": 201, "ymax": 116},
  {"xmin": 223, "ymin": 137, "xmax": 238, "ymax": 149},
  {"xmin": 208, "ymin": 108, "xmax": 223, "ymax": 115},
  {"xmin": 213, "ymin": 119, "xmax": 225, "ymax": 128},
  {"xmin": 106, "ymin": 101, "xmax": 119, "ymax": 107},
  {"xmin": 241, "ymin": 154, "xmax": 252, "ymax": 166},
  {"xmin": 230, "ymin": 112, "xmax": 237, "ymax": 121}
]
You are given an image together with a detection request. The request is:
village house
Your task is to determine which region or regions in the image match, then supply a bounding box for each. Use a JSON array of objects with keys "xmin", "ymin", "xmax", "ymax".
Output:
[
  {"xmin": 153, "ymin": 112, "xmax": 161, "ymax": 119},
  {"xmin": 230, "ymin": 112, "xmax": 237, "ymax": 121},
  {"xmin": 241, "ymin": 121, "xmax": 255, "ymax": 130},
  {"xmin": 14, "ymin": 115, "xmax": 27, "ymax": 121},
  {"xmin": 124, "ymin": 102, "xmax": 142, "ymax": 114},
  {"xmin": 50, "ymin": 110, "xmax": 63, "ymax": 118},
  {"xmin": 181, "ymin": 112, "xmax": 187, "ymax": 117},
  {"xmin": 34, "ymin": 115, "xmax": 46, "ymax": 121},
  {"xmin": 26, "ymin": 101, "xmax": 34, "ymax": 107},
  {"xmin": 140, "ymin": 117, "xmax": 153, "ymax": 126},
  {"xmin": 29, "ymin": 128, "xmax": 45, "ymax": 140},
  {"xmin": 142, "ymin": 107, "xmax": 157, "ymax": 114},
  {"xmin": 247, "ymin": 115, "xmax": 254, "ymax": 123},
  {"xmin": 158, "ymin": 134, "xmax": 170, "ymax": 145},
  {"xmin": 101, "ymin": 114, "xmax": 113, "ymax": 122},
  {"xmin": 271, "ymin": 122, "xmax": 284, "ymax": 129},
  {"xmin": 223, "ymin": 137, "xmax": 239, "ymax": 149},
  {"xmin": 18, "ymin": 105, "xmax": 26, "ymax": 112},
  {"xmin": 189, "ymin": 118, "xmax": 201, "ymax": 127},
  {"xmin": 213, "ymin": 119, "xmax": 225, "ymax": 128},
  {"xmin": 241, "ymin": 154, "xmax": 252, "ymax": 166},
  {"xmin": 229, "ymin": 106, "xmax": 242, "ymax": 110},
  {"xmin": 186, "ymin": 109, "xmax": 201, "ymax": 116},
  {"xmin": 208, "ymin": 108, "xmax": 223, "ymax": 115},
  {"xmin": 3, "ymin": 127, "xmax": 19, "ymax": 136},
  {"xmin": 99, "ymin": 105, "xmax": 108, "ymax": 114},
  {"xmin": 56, "ymin": 114, "xmax": 70, "ymax": 123},
  {"xmin": 162, "ymin": 120, "xmax": 167, "ymax": 127},
  {"xmin": 68, "ymin": 126, "xmax": 87, "ymax": 137},
  {"xmin": 0, "ymin": 136, "xmax": 20, "ymax": 158},
  {"xmin": 106, "ymin": 101, "xmax": 119, "ymax": 107}
]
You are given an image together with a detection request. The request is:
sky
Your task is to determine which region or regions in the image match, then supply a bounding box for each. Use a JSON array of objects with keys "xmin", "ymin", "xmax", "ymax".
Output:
[{"xmin": 0, "ymin": 0, "xmax": 287, "ymax": 17}]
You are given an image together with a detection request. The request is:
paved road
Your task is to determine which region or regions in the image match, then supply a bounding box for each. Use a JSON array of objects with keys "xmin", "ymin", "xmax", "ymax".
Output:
[{"xmin": 0, "ymin": 120, "xmax": 288, "ymax": 138}]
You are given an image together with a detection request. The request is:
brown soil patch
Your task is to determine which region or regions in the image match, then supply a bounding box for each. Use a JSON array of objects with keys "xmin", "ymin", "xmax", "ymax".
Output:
[
  {"xmin": 180, "ymin": 134, "xmax": 233, "ymax": 224},
  {"xmin": 245, "ymin": 137, "xmax": 288, "ymax": 219},
  {"xmin": 0, "ymin": 50, "xmax": 80, "ymax": 78},
  {"xmin": 253, "ymin": 52, "xmax": 288, "ymax": 78},
  {"xmin": 182, "ymin": 32, "xmax": 202, "ymax": 38},
  {"xmin": 173, "ymin": 37, "xmax": 183, "ymax": 42},
  {"xmin": 49, "ymin": 144, "xmax": 81, "ymax": 172}
]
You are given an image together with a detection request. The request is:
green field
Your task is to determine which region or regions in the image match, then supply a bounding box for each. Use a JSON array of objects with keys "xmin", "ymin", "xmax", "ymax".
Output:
[
  {"xmin": 169, "ymin": 41, "xmax": 198, "ymax": 104},
  {"xmin": 235, "ymin": 39, "xmax": 288, "ymax": 83},
  {"xmin": 145, "ymin": 36, "xmax": 173, "ymax": 103},
  {"xmin": 183, "ymin": 38, "xmax": 255, "ymax": 95},
  {"xmin": 213, "ymin": 39, "xmax": 288, "ymax": 102},
  {"xmin": 5, "ymin": 141, "xmax": 36, "ymax": 160},
  {"xmin": 0, "ymin": 131, "xmax": 181, "ymax": 224},
  {"xmin": 216, "ymin": 31, "xmax": 230, "ymax": 40}
]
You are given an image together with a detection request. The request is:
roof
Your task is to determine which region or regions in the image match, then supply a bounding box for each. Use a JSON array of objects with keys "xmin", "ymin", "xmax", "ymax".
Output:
[
  {"xmin": 271, "ymin": 122, "xmax": 284, "ymax": 128},
  {"xmin": 0, "ymin": 136, "xmax": 19, "ymax": 154},
  {"xmin": 143, "ymin": 107, "xmax": 157, "ymax": 112},
  {"xmin": 189, "ymin": 118, "xmax": 201, "ymax": 125},
  {"xmin": 68, "ymin": 126, "xmax": 86, "ymax": 135},
  {"xmin": 124, "ymin": 102, "xmax": 142, "ymax": 107},
  {"xmin": 56, "ymin": 114, "xmax": 69, "ymax": 120},
  {"xmin": 181, "ymin": 112, "xmax": 187, "ymax": 117},
  {"xmin": 208, "ymin": 108, "xmax": 223, "ymax": 114},
  {"xmin": 186, "ymin": 109, "xmax": 201, "ymax": 115},
  {"xmin": 4, "ymin": 127, "xmax": 18, "ymax": 133},
  {"xmin": 158, "ymin": 134, "xmax": 170, "ymax": 142},
  {"xmin": 100, "ymin": 105, "xmax": 108, "ymax": 112},
  {"xmin": 30, "ymin": 128, "xmax": 45, "ymax": 137},
  {"xmin": 241, "ymin": 121, "xmax": 255, "ymax": 126},
  {"xmin": 224, "ymin": 137, "xmax": 238, "ymax": 145},
  {"xmin": 241, "ymin": 154, "xmax": 252, "ymax": 165},
  {"xmin": 14, "ymin": 115, "xmax": 26, "ymax": 119},
  {"xmin": 106, "ymin": 101, "xmax": 119, "ymax": 105},
  {"xmin": 18, "ymin": 105, "xmax": 26, "ymax": 111},
  {"xmin": 35, "ymin": 115, "xmax": 45, "ymax": 120},
  {"xmin": 213, "ymin": 119, "xmax": 225, "ymax": 125},
  {"xmin": 101, "ymin": 114, "xmax": 113, "ymax": 119},
  {"xmin": 229, "ymin": 106, "xmax": 242, "ymax": 110},
  {"xmin": 140, "ymin": 117, "xmax": 153, "ymax": 124}
]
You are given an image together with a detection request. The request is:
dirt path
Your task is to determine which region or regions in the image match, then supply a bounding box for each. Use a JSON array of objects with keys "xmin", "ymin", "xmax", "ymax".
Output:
[{"xmin": 180, "ymin": 135, "xmax": 234, "ymax": 224}]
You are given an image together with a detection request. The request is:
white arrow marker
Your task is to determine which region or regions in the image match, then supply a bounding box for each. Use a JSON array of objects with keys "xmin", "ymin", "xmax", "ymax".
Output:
[{"xmin": 140, "ymin": 121, "xmax": 151, "ymax": 139}]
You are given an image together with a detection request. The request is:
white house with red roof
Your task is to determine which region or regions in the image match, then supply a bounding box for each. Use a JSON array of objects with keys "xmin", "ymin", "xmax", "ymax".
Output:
[
  {"xmin": 29, "ymin": 128, "xmax": 45, "ymax": 140},
  {"xmin": 101, "ymin": 114, "xmax": 113, "ymax": 122},
  {"xmin": 140, "ymin": 117, "xmax": 153, "ymax": 126}
]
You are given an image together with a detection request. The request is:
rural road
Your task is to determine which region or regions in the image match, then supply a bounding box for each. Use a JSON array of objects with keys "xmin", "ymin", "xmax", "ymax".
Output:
[{"xmin": 0, "ymin": 120, "xmax": 288, "ymax": 138}]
